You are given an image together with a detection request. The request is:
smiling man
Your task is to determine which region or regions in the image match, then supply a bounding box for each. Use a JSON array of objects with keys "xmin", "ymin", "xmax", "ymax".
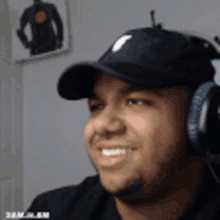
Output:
[
  {"xmin": 84, "ymin": 72, "xmax": 207, "ymax": 220},
  {"xmin": 22, "ymin": 25, "xmax": 220, "ymax": 220}
]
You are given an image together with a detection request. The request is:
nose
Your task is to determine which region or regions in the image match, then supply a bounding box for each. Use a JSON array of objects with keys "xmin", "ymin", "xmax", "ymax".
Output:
[{"xmin": 94, "ymin": 108, "xmax": 126, "ymax": 137}]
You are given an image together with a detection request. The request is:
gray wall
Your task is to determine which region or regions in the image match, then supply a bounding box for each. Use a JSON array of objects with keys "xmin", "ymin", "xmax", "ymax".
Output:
[
  {"xmin": 0, "ymin": 0, "xmax": 24, "ymax": 216},
  {"xmin": 23, "ymin": 0, "xmax": 220, "ymax": 211}
]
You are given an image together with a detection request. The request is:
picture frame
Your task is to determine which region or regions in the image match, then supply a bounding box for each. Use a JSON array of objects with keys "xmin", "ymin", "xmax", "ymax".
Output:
[{"xmin": 8, "ymin": 0, "xmax": 71, "ymax": 63}]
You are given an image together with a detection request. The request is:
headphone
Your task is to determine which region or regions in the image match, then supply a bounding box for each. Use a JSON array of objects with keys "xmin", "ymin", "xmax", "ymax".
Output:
[
  {"xmin": 176, "ymin": 31, "xmax": 220, "ymax": 186},
  {"xmin": 176, "ymin": 31, "xmax": 220, "ymax": 184},
  {"xmin": 151, "ymin": 10, "xmax": 220, "ymax": 184},
  {"xmin": 186, "ymin": 79, "xmax": 220, "ymax": 184}
]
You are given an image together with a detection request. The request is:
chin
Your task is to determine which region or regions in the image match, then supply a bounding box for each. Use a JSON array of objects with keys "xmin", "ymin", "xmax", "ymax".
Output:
[{"xmin": 98, "ymin": 171, "xmax": 144, "ymax": 197}]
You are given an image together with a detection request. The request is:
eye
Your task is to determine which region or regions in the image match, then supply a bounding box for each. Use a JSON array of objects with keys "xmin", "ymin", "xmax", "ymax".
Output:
[
  {"xmin": 89, "ymin": 105, "xmax": 103, "ymax": 112},
  {"xmin": 128, "ymin": 99, "xmax": 153, "ymax": 106},
  {"xmin": 88, "ymin": 99, "xmax": 153, "ymax": 112}
]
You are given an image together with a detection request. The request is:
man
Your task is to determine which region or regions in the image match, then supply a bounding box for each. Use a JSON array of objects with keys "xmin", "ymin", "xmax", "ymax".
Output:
[
  {"xmin": 22, "ymin": 26, "xmax": 220, "ymax": 220},
  {"xmin": 16, "ymin": 0, "xmax": 63, "ymax": 56}
]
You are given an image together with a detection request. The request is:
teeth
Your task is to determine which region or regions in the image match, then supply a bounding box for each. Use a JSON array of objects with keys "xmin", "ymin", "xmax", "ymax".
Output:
[
  {"xmin": 102, "ymin": 149, "xmax": 132, "ymax": 156},
  {"xmin": 121, "ymin": 149, "xmax": 126, "ymax": 154}
]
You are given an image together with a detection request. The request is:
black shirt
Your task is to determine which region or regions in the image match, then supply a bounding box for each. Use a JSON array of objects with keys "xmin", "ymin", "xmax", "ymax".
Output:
[{"xmin": 23, "ymin": 166, "xmax": 220, "ymax": 220}]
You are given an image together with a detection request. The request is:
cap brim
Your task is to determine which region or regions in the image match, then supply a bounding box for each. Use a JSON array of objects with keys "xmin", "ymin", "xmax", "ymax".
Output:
[{"xmin": 57, "ymin": 61, "xmax": 139, "ymax": 100}]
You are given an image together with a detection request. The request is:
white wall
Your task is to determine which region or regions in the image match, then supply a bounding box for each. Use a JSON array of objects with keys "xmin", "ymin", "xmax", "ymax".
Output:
[
  {"xmin": 23, "ymin": 0, "xmax": 220, "ymax": 210},
  {"xmin": 0, "ymin": 0, "xmax": 24, "ymax": 216}
]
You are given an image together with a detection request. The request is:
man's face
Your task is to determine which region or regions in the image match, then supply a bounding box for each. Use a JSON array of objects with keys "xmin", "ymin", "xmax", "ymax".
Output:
[{"xmin": 84, "ymin": 72, "xmax": 197, "ymax": 202}]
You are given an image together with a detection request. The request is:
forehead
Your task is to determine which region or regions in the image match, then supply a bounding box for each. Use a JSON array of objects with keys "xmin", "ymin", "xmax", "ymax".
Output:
[
  {"xmin": 90, "ymin": 72, "xmax": 163, "ymax": 98},
  {"xmin": 90, "ymin": 72, "xmax": 190, "ymax": 100}
]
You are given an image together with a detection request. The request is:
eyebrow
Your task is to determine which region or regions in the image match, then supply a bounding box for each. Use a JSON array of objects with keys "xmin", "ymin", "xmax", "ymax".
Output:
[
  {"xmin": 127, "ymin": 86, "xmax": 163, "ymax": 99},
  {"xmin": 88, "ymin": 85, "xmax": 163, "ymax": 101}
]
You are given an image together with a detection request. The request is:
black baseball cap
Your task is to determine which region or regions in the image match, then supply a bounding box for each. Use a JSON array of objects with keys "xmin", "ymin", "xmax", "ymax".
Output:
[{"xmin": 57, "ymin": 27, "xmax": 217, "ymax": 100}]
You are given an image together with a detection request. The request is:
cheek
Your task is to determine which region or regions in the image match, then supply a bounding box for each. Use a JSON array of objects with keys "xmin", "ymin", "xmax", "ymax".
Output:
[
  {"xmin": 126, "ymin": 112, "xmax": 162, "ymax": 136},
  {"xmin": 130, "ymin": 111, "xmax": 178, "ymax": 163},
  {"xmin": 151, "ymin": 117, "xmax": 182, "ymax": 163},
  {"xmin": 126, "ymin": 113, "xmax": 162, "ymax": 159},
  {"xmin": 84, "ymin": 121, "xmax": 94, "ymax": 144}
]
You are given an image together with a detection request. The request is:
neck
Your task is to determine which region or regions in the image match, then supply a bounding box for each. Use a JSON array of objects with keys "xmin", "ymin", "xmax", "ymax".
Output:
[
  {"xmin": 115, "ymin": 188, "xmax": 192, "ymax": 220},
  {"xmin": 114, "ymin": 158, "xmax": 206, "ymax": 220}
]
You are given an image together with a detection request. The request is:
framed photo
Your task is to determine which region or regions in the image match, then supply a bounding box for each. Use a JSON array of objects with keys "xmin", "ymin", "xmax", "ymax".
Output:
[{"xmin": 8, "ymin": 0, "xmax": 71, "ymax": 63}]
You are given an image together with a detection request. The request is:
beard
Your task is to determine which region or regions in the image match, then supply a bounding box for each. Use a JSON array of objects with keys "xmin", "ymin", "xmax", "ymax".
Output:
[
  {"xmin": 109, "ymin": 176, "xmax": 175, "ymax": 206},
  {"xmin": 87, "ymin": 140, "xmax": 190, "ymax": 206},
  {"xmin": 100, "ymin": 174, "xmax": 144, "ymax": 197},
  {"xmin": 90, "ymin": 152, "xmax": 190, "ymax": 207}
]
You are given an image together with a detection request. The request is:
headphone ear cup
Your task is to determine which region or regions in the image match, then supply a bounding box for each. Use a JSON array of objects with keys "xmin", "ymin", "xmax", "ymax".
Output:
[
  {"xmin": 199, "ymin": 85, "xmax": 220, "ymax": 154},
  {"xmin": 186, "ymin": 81, "xmax": 215, "ymax": 156}
]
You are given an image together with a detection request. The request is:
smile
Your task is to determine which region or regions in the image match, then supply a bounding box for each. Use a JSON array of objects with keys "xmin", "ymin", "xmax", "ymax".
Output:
[
  {"xmin": 102, "ymin": 148, "xmax": 133, "ymax": 156},
  {"xmin": 96, "ymin": 148, "xmax": 137, "ymax": 168}
]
